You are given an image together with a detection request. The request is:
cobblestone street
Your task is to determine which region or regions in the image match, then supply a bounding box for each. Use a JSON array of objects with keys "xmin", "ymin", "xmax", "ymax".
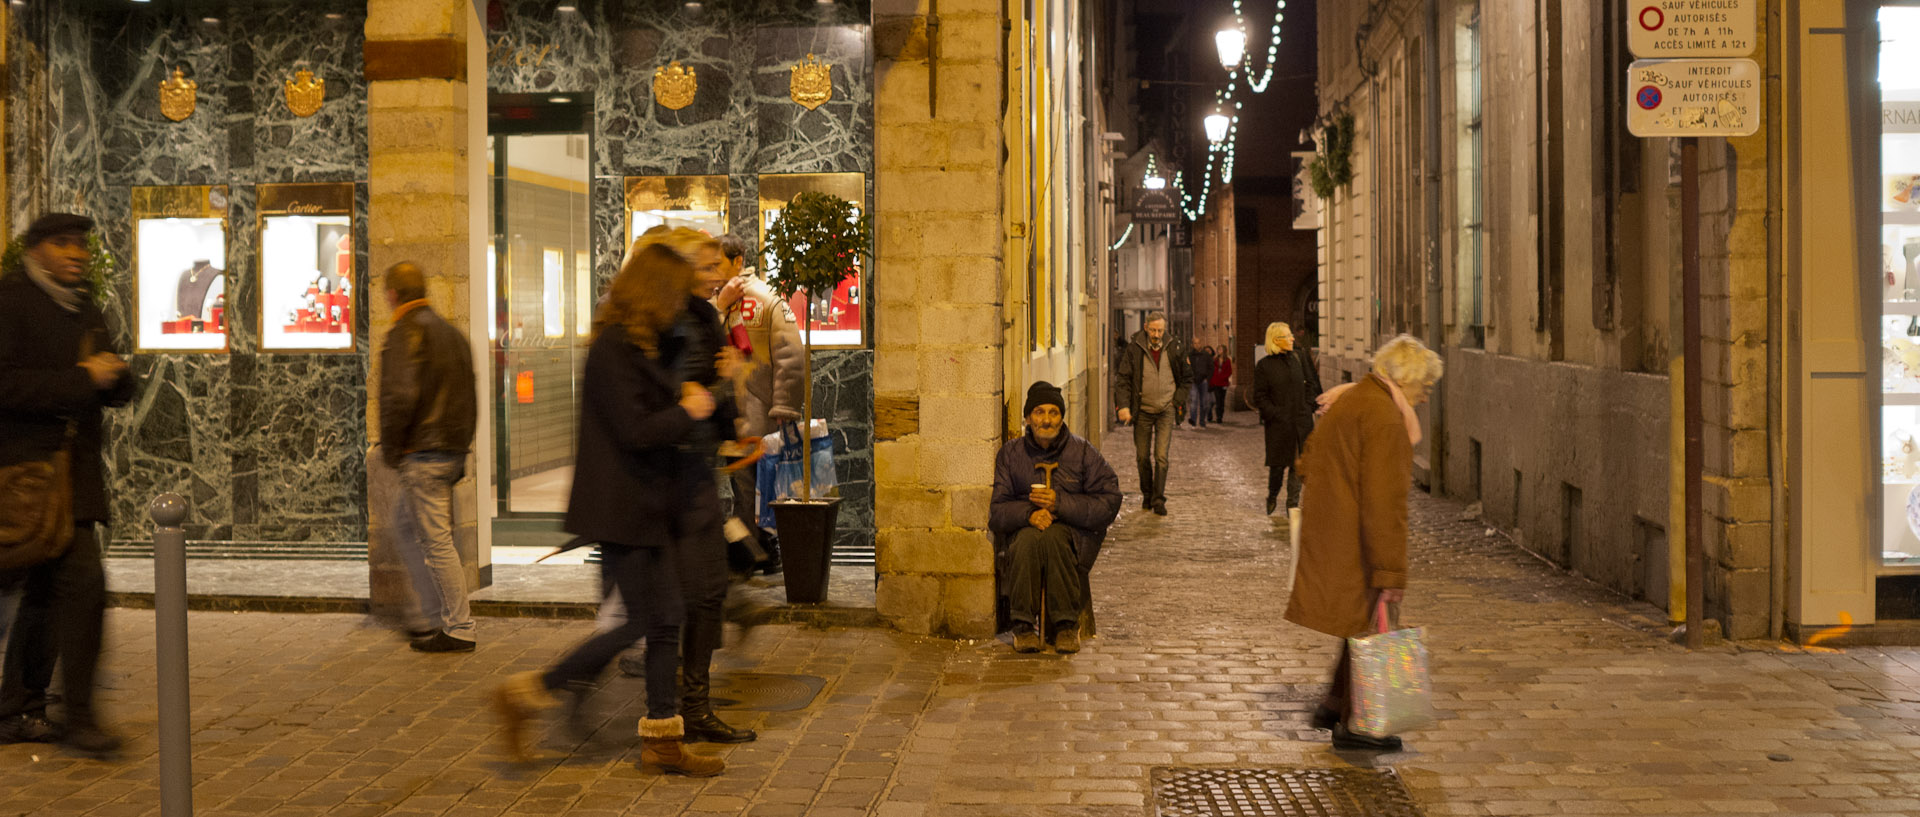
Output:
[{"xmin": 8, "ymin": 419, "xmax": 1920, "ymax": 816}]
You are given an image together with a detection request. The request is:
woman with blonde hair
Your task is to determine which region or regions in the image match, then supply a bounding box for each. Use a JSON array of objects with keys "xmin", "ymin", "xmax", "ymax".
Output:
[
  {"xmin": 491, "ymin": 241, "xmax": 725, "ymax": 776},
  {"xmin": 1285, "ymin": 333, "xmax": 1442, "ymax": 752},
  {"xmin": 1249, "ymin": 322, "xmax": 1321, "ymax": 515}
]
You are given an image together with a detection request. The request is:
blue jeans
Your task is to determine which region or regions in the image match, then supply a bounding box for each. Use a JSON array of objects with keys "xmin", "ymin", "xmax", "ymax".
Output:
[
  {"xmin": 1188, "ymin": 383, "xmax": 1210, "ymax": 426},
  {"xmin": 392, "ymin": 452, "xmax": 474, "ymax": 641}
]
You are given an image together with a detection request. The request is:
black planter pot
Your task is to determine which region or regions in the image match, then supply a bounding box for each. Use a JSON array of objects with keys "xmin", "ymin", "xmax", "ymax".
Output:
[{"xmin": 770, "ymin": 497, "xmax": 841, "ymax": 604}]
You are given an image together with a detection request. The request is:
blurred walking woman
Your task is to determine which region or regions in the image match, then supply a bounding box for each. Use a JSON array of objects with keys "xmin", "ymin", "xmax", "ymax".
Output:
[
  {"xmin": 1285, "ymin": 335, "xmax": 1441, "ymax": 752},
  {"xmin": 1250, "ymin": 322, "xmax": 1320, "ymax": 515},
  {"xmin": 491, "ymin": 242, "xmax": 724, "ymax": 776}
]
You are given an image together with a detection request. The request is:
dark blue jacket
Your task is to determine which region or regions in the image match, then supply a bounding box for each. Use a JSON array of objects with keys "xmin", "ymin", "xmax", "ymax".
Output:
[{"xmin": 989, "ymin": 426, "xmax": 1122, "ymax": 576}]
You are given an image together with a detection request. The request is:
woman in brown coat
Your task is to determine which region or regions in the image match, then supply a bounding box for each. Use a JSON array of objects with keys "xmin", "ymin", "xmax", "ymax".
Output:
[{"xmin": 1284, "ymin": 334, "xmax": 1442, "ymax": 752}]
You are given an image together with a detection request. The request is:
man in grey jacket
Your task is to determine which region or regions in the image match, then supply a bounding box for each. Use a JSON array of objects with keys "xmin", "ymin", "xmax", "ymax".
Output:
[
  {"xmin": 1112, "ymin": 312, "xmax": 1190, "ymax": 515},
  {"xmin": 378, "ymin": 263, "xmax": 478, "ymax": 653},
  {"xmin": 712, "ymin": 236, "xmax": 804, "ymax": 574}
]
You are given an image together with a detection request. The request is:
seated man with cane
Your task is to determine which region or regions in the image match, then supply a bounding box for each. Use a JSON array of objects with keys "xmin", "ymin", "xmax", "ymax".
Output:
[{"xmin": 989, "ymin": 382, "xmax": 1122, "ymax": 653}]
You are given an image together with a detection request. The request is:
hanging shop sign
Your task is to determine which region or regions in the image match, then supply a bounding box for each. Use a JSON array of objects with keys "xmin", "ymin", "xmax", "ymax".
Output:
[
  {"xmin": 1625, "ymin": 58, "xmax": 1760, "ymax": 138},
  {"xmin": 258, "ymin": 183, "xmax": 355, "ymax": 352},
  {"xmin": 283, "ymin": 70, "xmax": 325, "ymax": 118},
  {"xmin": 1132, "ymin": 185, "xmax": 1180, "ymax": 224},
  {"xmin": 653, "ymin": 61, "xmax": 697, "ymax": 110},
  {"xmin": 790, "ymin": 54, "xmax": 833, "ymax": 110},
  {"xmin": 158, "ymin": 68, "xmax": 197, "ymax": 122},
  {"xmin": 132, "ymin": 185, "xmax": 230, "ymax": 352},
  {"xmin": 1628, "ymin": 1, "xmax": 1757, "ymax": 58}
]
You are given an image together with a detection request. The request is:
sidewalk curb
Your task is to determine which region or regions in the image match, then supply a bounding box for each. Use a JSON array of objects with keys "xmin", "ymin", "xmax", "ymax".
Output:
[{"xmin": 107, "ymin": 591, "xmax": 885, "ymax": 628}]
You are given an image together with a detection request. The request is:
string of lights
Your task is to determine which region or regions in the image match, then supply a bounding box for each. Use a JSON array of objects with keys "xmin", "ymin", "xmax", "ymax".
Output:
[{"xmin": 1230, "ymin": 0, "xmax": 1286, "ymax": 93}]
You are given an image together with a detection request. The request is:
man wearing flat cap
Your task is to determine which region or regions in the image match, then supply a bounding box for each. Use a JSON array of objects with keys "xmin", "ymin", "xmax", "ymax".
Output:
[
  {"xmin": 989, "ymin": 382, "xmax": 1121, "ymax": 653},
  {"xmin": 0, "ymin": 213, "xmax": 136, "ymax": 754}
]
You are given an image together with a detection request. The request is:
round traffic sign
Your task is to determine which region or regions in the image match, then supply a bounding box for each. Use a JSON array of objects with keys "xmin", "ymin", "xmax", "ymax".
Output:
[
  {"xmin": 1639, "ymin": 6, "xmax": 1664, "ymax": 31},
  {"xmin": 1636, "ymin": 85, "xmax": 1663, "ymax": 110}
]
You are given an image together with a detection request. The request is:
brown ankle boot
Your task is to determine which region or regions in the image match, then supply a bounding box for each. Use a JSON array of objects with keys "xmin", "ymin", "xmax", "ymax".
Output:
[
  {"xmin": 639, "ymin": 715, "xmax": 725, "ymax": 777},
  {"xmin": 491, "ymin": 671, "xmax": 558, "ymax": 764}
]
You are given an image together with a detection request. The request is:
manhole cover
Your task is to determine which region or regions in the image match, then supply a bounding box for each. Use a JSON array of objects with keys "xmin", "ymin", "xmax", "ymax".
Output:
[
  {"xmin": 709, "ymin": 673, "xmax": 825, "ymax": 712},
  {"xmin": 1153, "ymin": 767, "xmax": 1423, "ymax": 817}
]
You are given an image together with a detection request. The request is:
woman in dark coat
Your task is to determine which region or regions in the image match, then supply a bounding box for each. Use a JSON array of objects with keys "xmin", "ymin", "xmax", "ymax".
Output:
[
  {"xmin": 1286, "ymin": 334, "xmax": 1442, "ymax": 752},
  {"xmin": 1249, "ymin": 322, "xmax": 1322, "ymax": 515},
  {"xmin": 490, "ymin": 242, "xmax": 724, "ymax": 777}
]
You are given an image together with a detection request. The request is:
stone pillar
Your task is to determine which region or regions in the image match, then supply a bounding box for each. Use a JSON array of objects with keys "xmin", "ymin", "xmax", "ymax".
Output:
[
  {"xmin": 872, "ymin": 0, "xmax": 1005, "ymax": 637},
  {"xmin": 363, "ymin": 0, "xmax": 487, "ymax": 618}
]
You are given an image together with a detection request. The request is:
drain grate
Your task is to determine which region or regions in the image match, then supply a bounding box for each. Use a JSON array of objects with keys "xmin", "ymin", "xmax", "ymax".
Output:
[
  {"xmin": 708, "ymin": 673, "xmax": 826, "ymax": 712},
  {"xmin": 1153, "ymin": 767, "xmax": 1424, "ymax": 817}
]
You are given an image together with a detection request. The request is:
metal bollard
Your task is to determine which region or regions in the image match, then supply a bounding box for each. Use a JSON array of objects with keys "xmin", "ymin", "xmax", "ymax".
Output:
[{"xmin": 149, "ymin": 493, "xmax": 191, "ymax": 817}]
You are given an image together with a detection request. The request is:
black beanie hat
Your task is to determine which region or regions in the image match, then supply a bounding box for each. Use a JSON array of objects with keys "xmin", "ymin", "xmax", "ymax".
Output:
[
  {"xmin": 1023, "ymin": 381, "xmax": 1065, "ymax": 417},
  {"xmin": 23, "ymin": 212, "xmax": 95, "ymax": 249}
]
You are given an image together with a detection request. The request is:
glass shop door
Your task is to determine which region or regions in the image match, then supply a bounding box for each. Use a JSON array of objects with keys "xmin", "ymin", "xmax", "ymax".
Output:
[{"xmin": 486, "ymin": 94, "xmax": 594, "ymax": 562}]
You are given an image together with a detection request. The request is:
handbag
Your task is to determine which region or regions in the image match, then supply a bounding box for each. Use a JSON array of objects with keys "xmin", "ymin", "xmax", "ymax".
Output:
[
  {"xmin": 0, "ymin": 423, "xmax": 76, "ymax": 571},
  {"xmin": 1346, "ymin": 598, "xmax": 1437, "ymax": 738}
]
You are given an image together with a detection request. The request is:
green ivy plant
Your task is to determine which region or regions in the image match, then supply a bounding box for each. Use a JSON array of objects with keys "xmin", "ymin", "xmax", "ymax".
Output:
[
  {"xmin": 759, "ymin": 191, "xmax": 873, "ymax": 502},
  {"xmin": 0, "ymin": 232, "xmax": 117, "ymax": 306},
  {"xmin": 1307, "ymin": 111, "xmax": 1356, "ymax": 200}
]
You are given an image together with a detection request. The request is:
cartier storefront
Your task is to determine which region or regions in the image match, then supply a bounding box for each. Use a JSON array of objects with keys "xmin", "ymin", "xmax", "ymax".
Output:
[{"xmin": 6, "ymin": 0, "xmax": 876, "ymax": 567}]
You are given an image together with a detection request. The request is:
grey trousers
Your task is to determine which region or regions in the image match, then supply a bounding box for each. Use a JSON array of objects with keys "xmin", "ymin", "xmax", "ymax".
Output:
[
  {"xmin": 393, "ymin": 452, "xmax": 474, "ymax": 640},
  {"xmin": 1132, "ymin": 409, "xmax": 1174, "ymax": 505},
  {"xmin": 1006, "ymin": 525, "xmax": 1082, "ymax": 632}
]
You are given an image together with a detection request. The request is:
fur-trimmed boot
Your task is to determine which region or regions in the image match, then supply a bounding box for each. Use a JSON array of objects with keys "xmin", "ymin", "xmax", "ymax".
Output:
[
  {"xmin": 491, "ymin": 671, "xmax": 559, "ymax": 764},
  {"xmin": 639, "ymin": 715, "xmax": 725, "ymax": 777}
]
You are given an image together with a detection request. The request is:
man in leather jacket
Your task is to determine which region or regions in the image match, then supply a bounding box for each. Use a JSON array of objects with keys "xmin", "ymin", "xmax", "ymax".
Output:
[{"xmin": 377, "ymin": 262, "xmax": 478, "ymax": 653}]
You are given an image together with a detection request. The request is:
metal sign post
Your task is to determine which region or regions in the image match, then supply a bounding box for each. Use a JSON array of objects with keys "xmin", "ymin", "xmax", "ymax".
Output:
[{"xmin": 1627, "ymin": 2, "xmax": 1757, "ymax": 650}]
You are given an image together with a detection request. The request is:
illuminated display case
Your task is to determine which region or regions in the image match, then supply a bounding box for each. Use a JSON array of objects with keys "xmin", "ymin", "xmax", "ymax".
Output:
[
  {"xmin": 258, "ymin": 183, "xmax": 355, "ymax": 352},
  {"xmin": 624, "ymin": 175, "xmax": 727, "ymax": 248},
  {"xmin": 133, "ymin": 185, "xmax": 229, "ymax": 352},
  {"xmin": 758, "ymin": 172, "xmax": 866, "ymax": 349},
  {"xmin": 1884, "ymin": 7, "xmax": 1920, "ymax": 565}
]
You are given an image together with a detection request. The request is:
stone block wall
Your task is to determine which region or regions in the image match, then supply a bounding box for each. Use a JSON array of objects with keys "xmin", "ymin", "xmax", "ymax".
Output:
[{"xmin": 872, "ymin": 0, "xmax": 1004, "ymax": 637}]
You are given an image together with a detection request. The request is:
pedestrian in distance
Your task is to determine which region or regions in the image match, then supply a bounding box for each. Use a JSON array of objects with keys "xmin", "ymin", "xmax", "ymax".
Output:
[
  {"xmin": 712, "ymin": 233, "xmax": 804, "ymax": 576},
  {"xmin": 0, "ymin": 213, "xmax": 136, "ymax": 755},
  {"xmin": 377, "ymin": 262, "xmax": 480, "ymax": 653},
  {"xmin": 491, "ymin": 241, "xmax": 724, "ymax": 776},
  {"xmin": 1113, "ymin": 312, "xmax": 1191, "ymax": 515},
  {"xmin": 1187, "ymin": 343, "xmax": 1214, "ymax": 427},
  {"xmin": 989, "ymin": 382, "xmax": 1122, "ymax": 653},
  {"xmin": 1249, "ymin": 322, "xmax": 1322, "ymax": 516},
  {"xmin": 1208, "ymin": 345, "xmax": 1233, "ymax": 424},
  {"xmin": 1286, "ymin": 334, "xmax": 1442, "ymax": 752}
]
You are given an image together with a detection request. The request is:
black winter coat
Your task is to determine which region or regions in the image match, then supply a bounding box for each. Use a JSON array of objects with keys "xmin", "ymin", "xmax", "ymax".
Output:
[
  {"xmin": 1249, "ymin": 349, "xmax": 1322, "ymax": 469},
  {"xmin": 670, "ymin": 295, "xmax": 739, "ymax": 469},
  {"xmin": 1112, "ymin": 330, "xmax": 1192, "ymax": 417},
  {"xmin": 0, "ymin": 272, "xmax": 136, "ymax": 523},
  {"xmin": 989, "ymin": 428, "xmax": 1123, "ymax": 577},
  {"xmin": 565, "ymin": 327, "xmax": 699, "ymax": 548}
]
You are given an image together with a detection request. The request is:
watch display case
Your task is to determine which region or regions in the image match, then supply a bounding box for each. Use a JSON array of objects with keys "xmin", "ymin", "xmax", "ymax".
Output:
[
  {"xmin": 758, "ymin": 172, "xmax": 866, "ymax": 349},
  {"xmin": 133, "ymin": 185, "xmax": 229, "ymax": 352},
  {"xmin": 258, "ymin": 183, "xmax": 355, "ymax": 352},
  {"xmin": 624, "ymin": 175, "xmax": 727, "ymax": 247}
]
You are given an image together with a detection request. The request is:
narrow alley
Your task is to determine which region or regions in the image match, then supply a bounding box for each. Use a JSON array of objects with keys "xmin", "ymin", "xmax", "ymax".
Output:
[{"xmin": 5, "ymin": 421, "xmax": 1920, "ymax": 817}]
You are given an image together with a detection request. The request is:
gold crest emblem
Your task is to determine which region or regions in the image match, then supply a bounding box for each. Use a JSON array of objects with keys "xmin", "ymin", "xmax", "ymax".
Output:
[
  {"xmin": 653, "ymin": 61, "xmax": 697, "ymax": 111},
  {"xmin": 789, "ymin": 54, "xmax": 833, "ymax": 110},
  {"xmin": 284, "ymin": 70, "xmax": 325, "ymax": 118},
  {"xmin": 158, "ymin": 68, "xmax": 197, "ymax": 122}
]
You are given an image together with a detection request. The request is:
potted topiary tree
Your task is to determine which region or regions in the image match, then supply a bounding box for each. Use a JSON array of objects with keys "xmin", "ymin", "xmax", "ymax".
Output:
[{"xmin": 761, "ymin": 191, "xmax": 872, "ymax": 604}]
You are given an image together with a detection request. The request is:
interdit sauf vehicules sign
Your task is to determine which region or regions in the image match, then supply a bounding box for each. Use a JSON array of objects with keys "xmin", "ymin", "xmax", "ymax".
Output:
[{"xmin": 1625, "ymin": 1, "xmax": 1760, "ymax": 138}]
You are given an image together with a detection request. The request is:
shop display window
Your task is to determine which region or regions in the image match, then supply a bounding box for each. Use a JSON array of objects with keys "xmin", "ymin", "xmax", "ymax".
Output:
[
  {"xmin": 1884, "ymin": 6, "xmax": 1920, "ymax": 566},
  {"xmin": 258, "ymin": 183, "xmax": 355, "ymax": 352},
  {"xmin": 624, "ymin": 175, "xmax": 727, "ymax": 248},
  {"xmin": 133, "ymin": 185, "xmax": 229, "ymax": 352},
  {"xmin": 758, "ymin": 172, "xmax": 867, "ymax": 349}
]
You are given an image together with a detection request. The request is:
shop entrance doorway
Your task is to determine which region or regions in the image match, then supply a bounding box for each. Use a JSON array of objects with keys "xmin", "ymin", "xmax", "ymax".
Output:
[{"xmin": 486, "ymin": 94, "xmax": 593, "ymax": 563}]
